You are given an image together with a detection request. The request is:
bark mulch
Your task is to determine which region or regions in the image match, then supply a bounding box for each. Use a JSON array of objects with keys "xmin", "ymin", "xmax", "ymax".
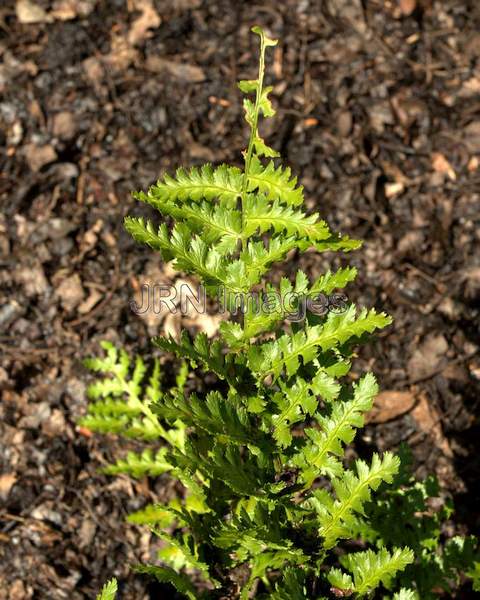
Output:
[{"xmin": 1, "ymin": 1, "xmax": 479, "ymax": 598}]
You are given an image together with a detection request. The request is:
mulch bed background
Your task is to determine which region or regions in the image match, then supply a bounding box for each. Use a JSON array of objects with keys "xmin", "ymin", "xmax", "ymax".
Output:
[{"xmin": 1, "ymin": 1, "xmax": 479, "ymax": 598}]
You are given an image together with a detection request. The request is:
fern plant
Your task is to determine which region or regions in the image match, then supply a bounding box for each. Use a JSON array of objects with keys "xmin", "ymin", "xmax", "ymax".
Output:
[{"xmin": 83, "ymin": 27, "xmax": 479, "ymax": 599}]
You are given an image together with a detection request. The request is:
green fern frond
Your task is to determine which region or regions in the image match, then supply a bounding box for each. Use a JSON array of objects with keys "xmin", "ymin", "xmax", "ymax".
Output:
[
  {"xmin": 310, "ymin": 266, "xmax": 358, "ymax": 294},
  {"xmin": 318, "ymin": 453, "xmax": 400, "ymax": 549},
  {"xmin": 96, "ymin": 578, "xmax": 117, "ymax": 600},
  {"xmin": 80, "ymin": 411, "xmax": 162, "ymax": 440},
  {"xmin": 183, "ymin": 440, "xmax": 273, "ymax": 498},
  {"xmin": 293, "ymin": 373, "xmax": 378, "ymax": 485},
  {"xmin": 158, "ymin": 390, "xmax": 266, "ymax": 449},
  {"xmin": 310, "ymin": 368, "xmax": 343, "ymax": 402},
  {"xmin": 270, "ymin": 568, "xmax": 308, "ymax": 600},
  {"xmin": 127, "ymin": 503, "xmax": 176, "ymax": 527},
  {"xmin": 213, "ymin": 503, "xmax": 295, "ymax": 559},
  {"xmin": 238, "ymin": 237, "xmax": 299, "ymax": 285},
  {"xmin": 153, "ymin": 330, "xmax": 228, "ymax": 379},
  {"xmin": 155, "ymin": 530, "xmax": 220, "ymax": 588},
  {"xmin": 311, "ymin": 232, "xmax": 362, "ymax": 253},
  {"xmin": 244, "ymin": 194, "xmax": 331, "ymax": 241},
  {"xmin": 82, "ymin": 24, "xmax": 478, "ymax": 600},
  {"xmin": 246, "ymin": 156, "xmax": 304, "ymax": 206},
  {"xmin": 244, "ymin": 550, "xmax": 305, "ymax": 600},
  {"xmin": 134, "ymin": 193, "xmax": 242, "ymax": 254},
  {"xmin": 221, "ymin": 269, "xmax": 358, "ymax": 346},
  {"xmin": 328, "ymin": 547, "xmax": 414, "ymax": 597},
  {"xmin": 144, "ymin": 163, "xmax": 242, "ymax": 206},
  {"xmin": 216, "ymin": 503, "xmax": 309, "ymax": 600},
  {"xmin": 125, "ymin": 219, "xmax": 247, "ymax": 294},
  {"xmin": 104, "ymin": 448, "xmax": 172, "ymax": 477},
  {"xmin": 390, "ymin": 590, "xmax": 419, "ymax": 600},
  {"xmin": 134, "ymin": 564, "xmax": 197, "ymax": 599},
  {"xmin": 248, "ymin": 306, "xmax": 392, "ymax": 380},
  {"xmin": 123, "ymin": 216, "xmax": 166, "ymax": 252},
  {"xmin": 271, "ymin": 378, "xmax": 317, "ymax": 448},
  {"xmin": 239, "ymin": 276, "xmax": 305, "ymax": 341},
  {"xmin": 81, "ymin": 344, "xmax": 174, "ymax": 441},
  {"xmin": 239, "ymin": 81, "xmax": 276, "ymax": 120}
]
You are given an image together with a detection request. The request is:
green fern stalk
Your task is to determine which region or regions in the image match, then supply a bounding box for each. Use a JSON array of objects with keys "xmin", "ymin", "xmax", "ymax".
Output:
[{"xmin": 83, "ymin": 26, "xmax": 479, "ymax": 599}]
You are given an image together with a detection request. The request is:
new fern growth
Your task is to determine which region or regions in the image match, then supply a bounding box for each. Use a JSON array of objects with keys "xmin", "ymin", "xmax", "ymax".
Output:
[{"xmin": 83, "ymin": 27, "xmax": 479, "ymax": 599}]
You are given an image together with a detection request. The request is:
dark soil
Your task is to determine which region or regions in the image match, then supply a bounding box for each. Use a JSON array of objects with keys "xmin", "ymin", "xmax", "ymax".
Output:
[{"xmin": 1, "ymin": 1, "xmax": 480, "ymax": 598}]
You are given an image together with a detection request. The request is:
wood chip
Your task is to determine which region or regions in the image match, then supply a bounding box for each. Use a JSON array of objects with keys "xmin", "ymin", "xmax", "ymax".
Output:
[
  {"xmin": 399, "ymin": 0, "xmax": 417, "ymax": 16},
  {"xmin": 50, "ymin": 0, "xmax": 77, "ymax": 20},
  {"xmin": 431, "ymin": 152, "xmax": 456, "ymax": 181},
  {"xmin": 145, "ymin": 56, "xmax": 206, "ymax": 82},
  {"xmin": 303, "ymin": 117, "xmax": 318, "ymax": 128},
  {"xmin": 52, "ymin": 111, "xmax": 76, "ymax": 140},
  {"xmin": 15, "ymin": 264, "xmax": 50, "ymax": 297},
  {"xmin": 24, "ymin": 143, "xmax": 57, "ymax": 172},
  {"xmin": 78, "ymin": 519, "xmax": 97, "ymax": 548},
  {"xmin": 0, "ymin": 473, "xmax": 17, "ymax": 501},
  {"xmin": 336, "ymin": 110, "xmax": 353, "ymax": 137},
  {"xmin": 411, "ymin": 393, "xmax": 453, "ymax": 457},
  {"xmin": 9, "ymin": 580, "xmax": 29, "ymax": 600},
  {"xmin": 127, "ymin": 0, "xmax": 161, "ymax": 47},
  {"xmin": 16, "ymin": 0, "xmax": 53, "ymax": 24},
  {"xmin": 463, "ymin": 121, "xmax": 480, "ymax": 153},
  {"xmin": 50, "ymin": 0, "xmax": 95, "ymax": 20},
  {"xmin": 385, "ymin": 182, "xmax": 405, "ymax": 198},
  {"xmin": 56, "ymin": 274, "xmax": 85, "ymax": 312},
  {"xmin": 468, "ymin": 156, "xmax": 479, "ymax": 171},
  {"xmin": 77, "ymin": 288, "xmax": 103, "ymax": 315},
  {"xmin": 41, "ymin": 408, "xmax": 67, "ymax": 437}
]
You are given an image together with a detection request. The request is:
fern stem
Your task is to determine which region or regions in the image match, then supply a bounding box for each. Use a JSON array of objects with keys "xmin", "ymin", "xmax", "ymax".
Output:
[
  {"xmin": 240, "ymin": 35, "xmax": 267, "ymax": 252},
  {"xmin": 239, "ymin": 33, "xmax": 268, "ymax": 337}
]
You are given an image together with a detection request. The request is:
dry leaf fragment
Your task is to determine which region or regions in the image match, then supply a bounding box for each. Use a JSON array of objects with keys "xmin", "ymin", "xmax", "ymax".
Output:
[
  {"xmin": 432, "ymin": 152, "xmax": 456, "ymax": 181},
  {"xmin": 163, "ymin": 312, "xmax": 181, "ymax": 339},
  {"xmin": 397, "ymin": 230, "xmax": 424, "ymax": 254},
  {"xmin": 82, "ymin": 56, "xmax": 105, "ymax": 91},
  {"xmin": 184, "ymin": 313, "xmax": 224, "ymax": 338},
  {"xmin": 366, "ymin": 390, "xmax": 416, "ymax": 424},
  {"xmin": 407, "ymin": 334, "xmax": 448, "ymax": 381}
]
